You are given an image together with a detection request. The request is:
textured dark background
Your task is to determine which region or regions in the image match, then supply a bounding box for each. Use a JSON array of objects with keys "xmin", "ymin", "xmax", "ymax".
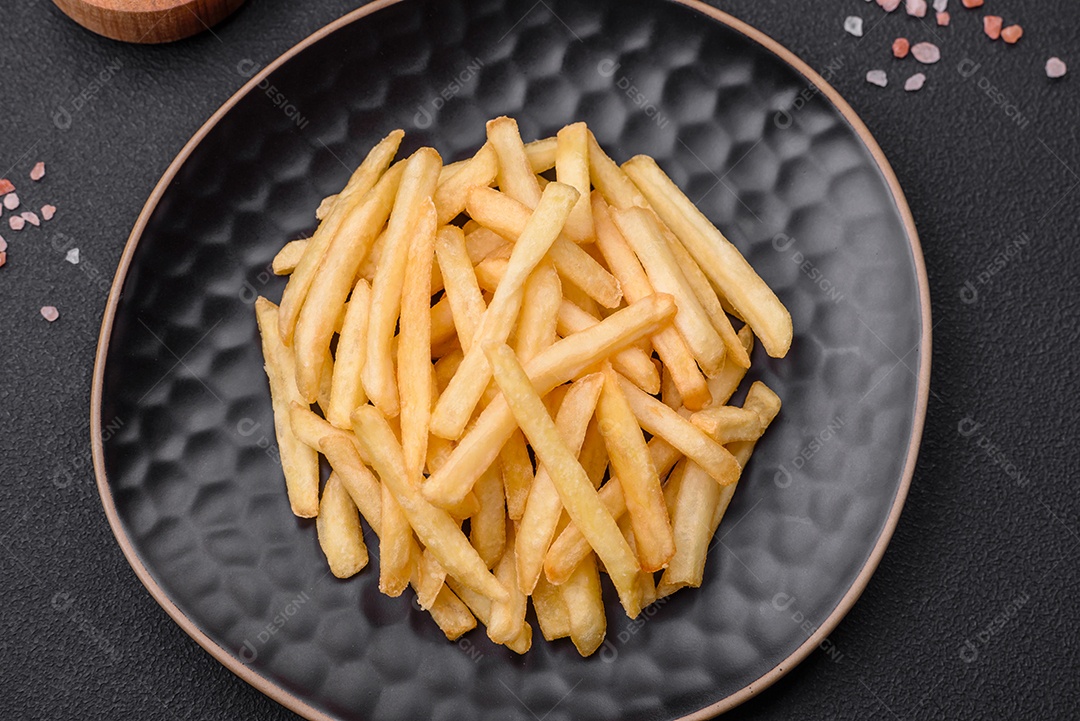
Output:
[{"xmin": 0, "ymin": 1, "xmax": 1076, "ymax": 719}]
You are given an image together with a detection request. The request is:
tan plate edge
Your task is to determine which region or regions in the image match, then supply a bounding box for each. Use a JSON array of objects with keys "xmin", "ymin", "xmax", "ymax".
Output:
[{"xmin": 90, "ymin": 1, "xmax": 932, "ymax": 719}]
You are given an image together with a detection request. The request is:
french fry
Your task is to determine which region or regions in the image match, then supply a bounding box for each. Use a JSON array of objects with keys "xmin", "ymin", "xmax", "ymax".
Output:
[
  {"xmin": 556, "ymin": 300, "xmax": 660, "ymax": 395},
  {"xmin": 435, "ymin": 226, "xmax": 487, "ymax": 353},
  {"xmin": 326, "ymin": 279, "xmax": 372, "ymax": 428},
  {"xmin": 532, "ymin": 575, "xmax": 571, "ymax": 640},
  {"xmin": 430, "ymin": 182, "xmax": 580, "ymax": 440},
  {"xmin": 555, "ymin": 122, "xmax": 593, "ymax": 242},
  {"xmin": 516, "ymin": 373, "xmax": 604, "ymax": 595},
  {"xmin": 464, "ymin": 226, "xmax": 513, "ymax": 264},
  {"xmin": 591, "ymin": 193, "xmax": 710, "ymax": 409},
  {"xmin": 434, "ymin": 143, "xmax": 497, "ymax": 225},
  {"xmin": 514, "ymin": 261, "xmax": 562, "ymax": 363},
  {"xmin": 487, "ymin": 525, "xmax": 527, "ymax": 644},
  {"xmin": 254, "ymin": 298, "xmax": 319, "ymax": 518},
  {"xmin": 318, "ymin": 433, "xmax": 382, "ymax": 531},
  {"xmin": 616, "ymin": 373, "xmax": 740, "ymax": 486},
  {"xmin": 611, "ymin": 206, "xmax": 726, "ymax": 376},
  {"xmin": 561, "ymin": 553, "xmax": 606, "ymax": 656},
  {"xmin": 622, "ymin": 155, "xmax": 792, "ymax": 357},
  {"xmin": 362, "ymin": 148, "xmax": 443, "ymax": 416},
  {"xmin": 416, "ymin": 547, "xmax": 448, "ymax": 611},
  {"xmin": 578, "ymin": 417, "xmax": 609, "ymax": 488},
  {"xmin": 700, "ymin": 324, "xmax": 755, "ymax": 410},
  {"xmin": 484, "ymin": 343, "xmax": 642, "ymax": 618},
  {"xmin": 423, "ymin": 293, "xmax": 676, "ymax": 510},
  {"xmin": 470, "ymin": 465, "xmax": 506, "ymax": 568},
  {"xmin": 689, "ymin": 406, "xmax": 766, "ymax": 443},
  {"xmin": 487, "ymin": 116, "xmax": 543, "ymax": 208},
  {"xmin": 351, "ymin": 404, "xmax": 509, "ymax": 602},
  {"xmin": 524, "ymin": 136, "xmax": 558, "ymax": 174},
  {"xmin": 595, "ymin": 366, "xmax": 674, "ymax": 573},
  {"xmin": 466, "ymin": 186, "xmax": 622, "ymax": 308},
  {"xmin": 278, "ymin": 129, "xmax": 403, "ymax": 343},
  {"xmin": 317, "ymin": 472, "xmax": 369, "ymax": 577},
  {"xmin": 315, "ymin": 194, "xmax": 337, "ymax": 221},
  {"xmin": 430, "ymin": 296, "xmax": 458, "ymax": 351},
  {"xmin": 398, "ymin": 201, "xmax": 437, "ymax": 476},
  {"xmin": 587, "ymin": 131, "xmax": 647, "ymax": 209},
  {"xmin": 446, "ymin": 578, "xmax": 533, "ymax": 654},
  {"xmin": 499, "ymin": 430, "xmax": 533, "ymax": 522},
  {"xmin": 272, "ymin": 238, "xmax": 309, "ymax": 275},
  {"xmin": 379, "ymin": 483, "xmax": 412, "ymax": 597}
]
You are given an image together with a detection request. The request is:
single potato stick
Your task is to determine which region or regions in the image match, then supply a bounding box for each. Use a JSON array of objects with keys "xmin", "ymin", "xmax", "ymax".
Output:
[
  {"xmin": 578, "ymin": 417, "xmax": 609, "ymax": 488},
  {"xmin": 466, "ymin": 186, "xmax": 622, "ymax": 308},
  {"xmin": 561, "ymin": 553, "xmax": 606, "ymax": 656},
  {"xmin": 524, "ymin": 136, "xmax": 558, "ymax": 174},
  {"xmin": 555, "ymin": 122, "xmax": 593, "ymax": 242},
  {"xmin": 622, "ymin": 155, "xmax": 792, "ymax": 357},
  {"xmin": 293, "ymin": 163, "xmax": 404, "ymax": 400},
  {"xmin": 379, "ymin": 483, "xmax": 413, "ymax": 597},
  {"xmin": 317, "ymin": 472, "xmax": 369, "ymax": 578},
  {"xmin": 499, "ymin": 430, "xmax": 533, "ymax": 522},
  {"xmin": 596, "ymin": 365, "xmax": 674, "ymax": 573},
  {"xmin": 487, "ymin": 525, "xmax": 528, "ymax": 644},
  {"xmin": 272, "ymin": 238, "xmax": 309, "ymax": 275},
  {"xmin": 557, "ymin": 300, "xmax": 660, "ymax": 394},
  {"xmin": 611, "ymin": 206, "xmax": 726, "ymax": 376},
  {"xmin": 487, "ymin": 116, "xmax": 543, "ymax": 208},
  {"xmin": 446, "ymin": 578, "xmax": 533, "ymax": 654},
  {"xmin": 416, "ymin": 547, "xmax": 448, "ymax": 611},
  {"xmin": 362, "ymin": 147, "xmax": 443, "ymax": 416},
  {"xmin": 587, "ymin": 130, "xmax": 647, "ymax": 209},
  {"xmin": 591, "ymin": 193, "xmax": 710, "ymax": 409},
  {"xmin": 616, "ymin": 373, "xmax": 741, "ymax": 486},
  {"xmin": 470, "ymin": 464, "xmax": 506, "ymax": 568},
  {"xmin": 326, "ymin": 278, "xmax": 372, "ymax": 428},
  {"xmin": 254, "ymin": 298, "xmax": 319, "ymax": 517},
  {"xmin": 434, "ymin": 143, "xmax": 497, "ymax": 224},
  {"xmin": 689, "ymin": 406, "xmax": 767, "ymax": 443},
  {"xmin": 464, "ymin": 226, "xmax": 513, "ymax": 264},
  {"xmin": 351, "ymin": 405, "xmax": 509, "ymax": 603},
  {"xmin": 278, "ymin": 129, "xmax": 403, "ymax": 343},
  {"xmin": 435, "ymin": 226, "xmax": 487, "ymax": 352},
  {"xmin": 484, "ymin": 343, "xmax": 643, "ymax": 618},
  {"xmin": 423, "ymin": 293, "xmax": 677, "ymax": 510},
  {"xmin": 430, "ymin": 295, "xmax": 458, "ymax": 350},
  {"xmin": 398, "ymin": 201, "xmax": 437, "ymax": 475},
  {"xmin": 532, "ymin": 575, "xmax": 571, "ymax": 640},
  {"xmin": 516, "ymin": 373, "xmax": 604, "ymax": 595},
  {"xmin": 514, "ymin": 261, "xmax": 562, "ymax": 363},
  {"xmin": 430, "ymin": 181, "xmax": 580, "ymax": 440}
]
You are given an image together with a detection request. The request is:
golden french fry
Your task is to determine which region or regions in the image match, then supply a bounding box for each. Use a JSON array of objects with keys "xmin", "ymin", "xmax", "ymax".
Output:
[
  {"xmin": 470, "ymin": 465, "xmax": 506, "ymax": 568},
  {"xmin": 557, "ymin": 300, "xmax": 660, "ymax": 395},
  {"xmin": 487, "ymin": 525, "xmax": 527, "ymax": 644},
  {"xmin": 435, "ymin": 143, "xmax": 497, "ymax": 225},
  {"xmin": 278, "ymin": 129, "xmax": 403, "ymax": 343},
  {"xmin": 326, "ymin": 279, "xmax": 372, "ymax": 428},
  {"xmin": 423, "ymin": 293, "xmax": 676, "ymax": 510},
  {"xmin": 362, "ymin": 148, "xmax": 443, "ymax": 416},
  {"xmin": 555, "ymin": 122, "xmax": 593, "ymax": 242},
  {"xmin": 254, "ymin": 298, "xmax": 319, "ymax": 518},
  {"xmin": 446, "ymin": 578, "xmax": 533, "ymax": 654},
  {"xmin": 611, "ymin": 206, "xmax": 726, "ymax": 376},
  {"xmin": 466, "ymin": 186, "xmax": 622, "ymax": 308},
  {"xmin": 430, "ymin": 295, "xmax": 458, "ymax": 351},
  {"xmin": 622, "ymin": 155, "xmax": 792, "ymax": 357},
  {"xmin": 689, "ymin": 406, "xmax": 765, "ymax": 443},
  {"xmin": 488, "ymin": 116, "xmax": 543, "ymax": 208},
  {"xmin": 578, "ymin": 417, "xmax": 608, "ymax": 488},
  {"xmin": 532, "ymin": 574, "xmax": 571, "ymax": 641},
  {"xmin": 292, "ymin": 163, "xmax": 404, "ymax": 400},
  {"xmin": 561, "ymin": 553, "xmax": 606, "ymax": 656},
  {"xmin": 315, "ymin": 194, "xmax": 337, "ymax": 221},
  {"xmin": 516, "ymin": 373, "xmax": 604, "ymax": 595},
  {"xmin": 317, "ymin": 432, "xmax": 382, "ymax": 530},
  {"xmin": 272, "ymin": 238, "xmax": 309, "ymax": 275},
  {"xmin": 317, "ymin": 472, "xmax": 369, "ymax": 577},
  {"xmin": 434, "ymin": 225, "xmax": 487, "ymax": 354},
  {"xmin": 350, "ymin": 404, "xmax": 509, "ymax": 602},
  {"xmin": 379, "ymin": 483, "xmax": 412, "ymax": 597},
  {"xmin": 524, "ymin": 136, "xmax": 557, "ymax": 174},
  {"xmin": 398, "ymin": 201, "xmax": 437, "ymax": 476},
  {"xmin": 514, "ymin": 261, "xmax": 562, "ymax": 363},
  {"xmin": 616, "ymin": 373, "xmax": 740, "ymax": 486},
  {"xmin": 425, "ymin": 583, "xmax": 478, "ymax": 641},
  {"xmin": 587, "ymin": 130, "xmax": 647, "ymax": 209},
  {"xmin": 484, "ymin": 343, "xmax": 643, "ymax": 618},
  {"xmin": 430, "ymin": 182, "xmax": 580, "ymax": 440},
  {"xmin": 591, "ymin": 193, "xmax": 710, "ymax": 409},
  {"xmin": 596, "ymin": 366, "xmax": 674, "ymax": 573},
  {"xmin": 416, "ymin": 547, "xmax": 448, "ymax": 611},
  {"xmin": 699, "ymin": 324, "xmax": 755, "ymax": 411},
  {"xmin": 464, "ymin": 226, "xmax": 512, "ymax": 264},
  {"xmin": 498, "ymin": 430, "xmax": 533, "ymax": 522}
]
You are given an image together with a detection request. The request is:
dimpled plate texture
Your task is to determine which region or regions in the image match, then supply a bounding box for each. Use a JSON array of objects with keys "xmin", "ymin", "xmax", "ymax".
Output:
[{"xmin": 96, "ymin": 0, "xmax": 926, "ymax": 718}]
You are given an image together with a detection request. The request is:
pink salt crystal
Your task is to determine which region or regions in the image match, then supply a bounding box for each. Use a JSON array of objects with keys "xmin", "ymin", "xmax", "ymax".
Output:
[
  {"xmin": 911, "ymin": 42, "xmax": 941, "ymax": 64},
  {"xmin": 0, "ymin": 179, "xmax": 13, "ymax": 195},
  {"xmin": 906, "ymin": 0, "xmax": 927, "ymax": 17},
  {"xmin": 1046, "ymin": 57, "xmax": 1068, "ymax": 79},
  {"xmin": 933, "ymin": 0, "xmax": 948, "ymax": 10},
  {"xmin": 3, "ymin": 193, "xmax": 19, "ymax": 211},
  {"xmin": 9, "ymin": 215, "xmax": 24, "ymax": 231},
  {"xmin": 30, "ymin": 162, "xmax": 45, "ymax": 181},
  {"xmin": 877, "ymin": 0, "xmax": 901, "ymax": 11},
  {"xmin": 41, "ymin": 204, "xmax": 56, "ymax": 221},
  {"xmin": 40, "ymin": 306, "xmax": 59, "ymax": 322},
  {"xmin": 0, "ymin": 251, "xmax": 6, "ymax": 269},
  {"xmin": 21, "ymin": 211, "xmax": 40, "ymax": 227},
  {"xmin": 866, "ymin": 70, "xmax": 889, "ymax": 87},
  {"xmin": 937, "ymin": 11, "xmax": 950, "ymax": 25},
  {"xmin": 905, "ymin": 73, "xmax": 927, "ymax": 91},
  {"xmin": 0, "ymin": 236, "xmax": 6, "ymax": 252}
]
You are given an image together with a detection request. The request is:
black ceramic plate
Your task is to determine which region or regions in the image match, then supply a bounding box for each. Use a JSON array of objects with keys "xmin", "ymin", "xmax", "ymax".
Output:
[{"xmin": 92, "ymin": 1, "xmax": 931, "ymax": 719}]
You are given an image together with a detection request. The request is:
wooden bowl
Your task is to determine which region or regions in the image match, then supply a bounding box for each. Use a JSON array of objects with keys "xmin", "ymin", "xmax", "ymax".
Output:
[{"xmin": 52, "ymin": 0, "xmax": 246, "ymax": 44}]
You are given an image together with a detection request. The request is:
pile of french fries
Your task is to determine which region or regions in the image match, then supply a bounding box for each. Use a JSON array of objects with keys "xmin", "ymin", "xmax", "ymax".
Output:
[{"xmin": 255, "ymin": 117, "xmax": 792, "ymax": 657}]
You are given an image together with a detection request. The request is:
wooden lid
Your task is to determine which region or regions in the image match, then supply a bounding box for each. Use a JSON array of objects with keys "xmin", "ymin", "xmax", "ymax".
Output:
[{"xmin": 52, "ymin": 0, "xmax": 246, "ymax": 44}]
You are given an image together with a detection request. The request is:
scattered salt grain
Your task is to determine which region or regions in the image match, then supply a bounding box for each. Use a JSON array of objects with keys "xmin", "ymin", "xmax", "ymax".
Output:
[
  {"xmin": 911, "ymin": 42, "xmax": 941, "ymax": 64},
  {"xmin": 3, "ymin": 193, "xmax": 19, "ymax": 211},
  {"xmin": 905, "ymin": 73, "xmax": 927, "ymax": 91},
  {"xmin": 893, "ymin": 37, "xmax": 911, "ymax": 58},
  {"xmin": 1001, "ymin": 25, "xmax": 1023, "ymax": 44},
  {"xmin": 877, "ymin": 0, "xmax": 901, "ymax": 11},
  {"xmin": 961, "ymin": 0, "xmax": 983, "ymax": 7},
  {"xmin": 906, "ymin": 0, "xmax": 927, "ymax": 18},
  {"xmin": 933, "ymin": 0, "xmax": 948, "ymax": 10},
  {"xmin": 844, "ymin": 16, "xmax": 864, "ymax": 37},
  {"xmin": 40, "ymin": 306, "xmax": 59, "ymax": 322},
  {"xmin": 20, "ymin": 211, "xmax": 40, "ymax": 227},
  {"xmin": 937, "ymin": 11, "xmax": 950, "ymax": 25},
  {"xmin": 41, "ymin": 205, "xmax": 56, "ymax": 221},
  {"xmin": 1046, "ymin": 57, "xmax": 1068, "ymax": 79},
  {"xmin": 9, "ymin": 215, "xmax": 24, "ymax": 231},
  {"xmin": 984, "ymin": 16, "xmax": 1002, "ymax": 39},
  {"xmin": 866, "ymin": 70, "xmax": 889, "ymax": 87},
  {"xmin": 66, "ymin": 248, "xmax": 80, "ymax": 264},
  {"xmin": 0, "ymin": 179, "xmax": 13, "ymax": 196},
  {"xmin": 30, "ymin": 162, "xmax": 45, "ymax": 181}
]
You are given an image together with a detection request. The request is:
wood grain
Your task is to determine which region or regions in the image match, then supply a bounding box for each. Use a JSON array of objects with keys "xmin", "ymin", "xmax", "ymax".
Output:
[{"xmin": 52, "ymin": 0, "xmax": 246, "ymax": 44}]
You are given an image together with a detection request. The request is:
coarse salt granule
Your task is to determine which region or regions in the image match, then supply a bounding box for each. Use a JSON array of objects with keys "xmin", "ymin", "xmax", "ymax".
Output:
[
  {"xmin": 66, "ymin": 248, "xmax": 80, "ymax": 264},
  {"xmin": 866, "ymin": 70, "xmax": 889, "ymax": 87},
  {"xmin": 905, "ymin": 73, "xmax": 927, "ymax": 91},
  {"xmin": 844, "ymin": 16, "xmax": 864, "ymax": 36},
  {"xmin": 912, "ymin": 42, "xmax": 941, "ymax": 64},
  {"xmin": 1046, "ymin": 57, "xmax": 1068, "ymax": 78},
  {"xmin": 30, "ymin": 162, "xmax": 45, "ymax": 181},
  {"xmin": 41, "ymin": 205, "xmax": 56, "ymax": 221}
]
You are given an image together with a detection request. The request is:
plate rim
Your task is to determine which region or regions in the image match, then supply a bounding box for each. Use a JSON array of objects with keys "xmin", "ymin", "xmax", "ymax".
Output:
[{"xmin": 90, "ymin": 1, "xmax": 932, "ymax": 718}]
